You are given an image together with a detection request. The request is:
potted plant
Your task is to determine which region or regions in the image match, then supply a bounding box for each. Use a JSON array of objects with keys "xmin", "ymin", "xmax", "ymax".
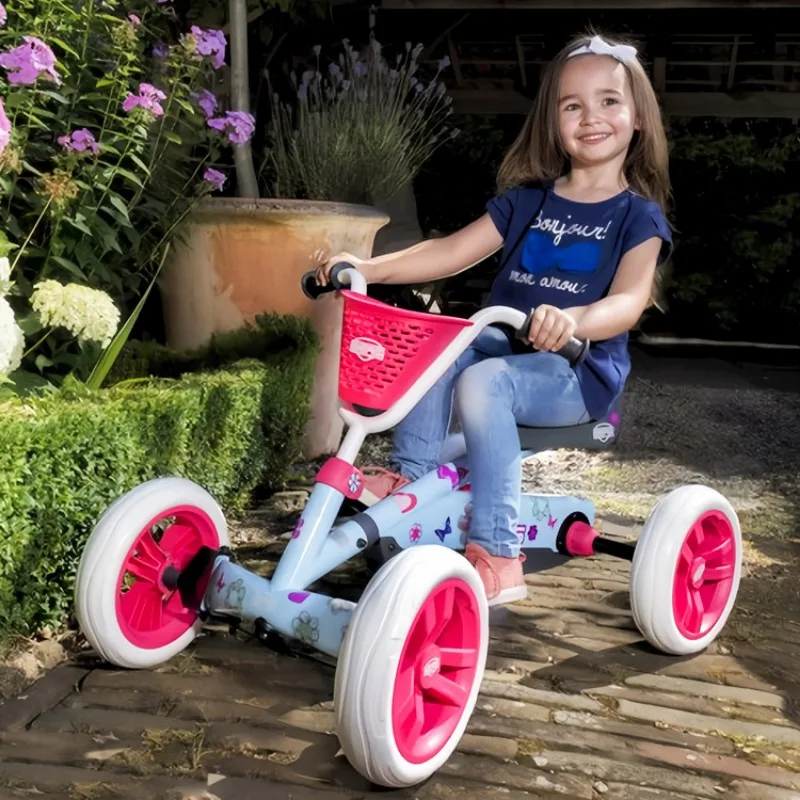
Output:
[{"xmin": 160, "ymin": 8, "xmax": 456, "ymax": 455}]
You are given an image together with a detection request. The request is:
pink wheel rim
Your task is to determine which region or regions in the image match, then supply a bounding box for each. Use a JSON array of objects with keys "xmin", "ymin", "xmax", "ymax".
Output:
[
  {"xmin": 114, "ymin": 505, "xmax": 219, "ymax": 650},
  {"xmin": 672, "ymin": 510, "xmax": 737, "ymax": 640},
  {"xmin": 391, "ymin": 578, "xmax": 482, "ymax": 765}
]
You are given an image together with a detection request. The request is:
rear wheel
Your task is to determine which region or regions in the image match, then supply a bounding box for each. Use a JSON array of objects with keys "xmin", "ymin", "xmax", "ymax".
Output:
[{"xmin": 631, "ymin": 485, "xmax": 741, "ymax": 655}]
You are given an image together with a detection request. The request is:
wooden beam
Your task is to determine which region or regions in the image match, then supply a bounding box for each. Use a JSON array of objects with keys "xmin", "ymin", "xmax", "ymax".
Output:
[
  {"xmin": 653, "ymin": 56, "xmax": 667, "ymax": 93},
  {"xmin": 448, "ymin": 34, "xmax": 465, "ymax": 84},
  {"xmin": 515, "ymin": 35, "xmax": 528, "ymax": 88},
  {"xmin": 419, "ymin": 12, "xmax": 471, "ymax": 61},
  {"xmin": 726, "ymin": 35, "xmax": 740, "ymax": 90},
  {"xmin": 661, "ymin": 91, "xmax": 800, "ymax": 117},
  {"xmin": 449, "ymin": 88, "xmax": 800, "ymax": 117},
  {"xmin": 380, "ymin": 0, "xmax": 800, "ymax": 8},
  {"xmin": 450, "ymin": 88, "xmax": 531, "ymax": 113}
]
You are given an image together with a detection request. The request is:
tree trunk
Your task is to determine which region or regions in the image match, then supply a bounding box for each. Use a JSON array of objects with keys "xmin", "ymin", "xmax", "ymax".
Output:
[{"xmin": 228, "ymin": 0, "xmax": 259, "ymax": 198}]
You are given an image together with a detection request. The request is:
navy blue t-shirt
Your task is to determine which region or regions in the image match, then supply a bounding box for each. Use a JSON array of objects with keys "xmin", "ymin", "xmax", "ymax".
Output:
[{"xmin": 486, "ymin": 183, "xmax": 672, "ymax": 420}]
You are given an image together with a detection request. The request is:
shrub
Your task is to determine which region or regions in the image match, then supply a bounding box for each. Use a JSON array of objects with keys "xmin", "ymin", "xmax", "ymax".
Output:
[{"xmin": 0, "ymin": 314, "xmax": 318, "ymax": 638}]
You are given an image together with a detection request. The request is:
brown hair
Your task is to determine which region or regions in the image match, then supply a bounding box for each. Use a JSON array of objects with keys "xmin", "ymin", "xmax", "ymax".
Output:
[{"xmin": 496, "ymin": 28, "xmax": 671, "ymax": 214}]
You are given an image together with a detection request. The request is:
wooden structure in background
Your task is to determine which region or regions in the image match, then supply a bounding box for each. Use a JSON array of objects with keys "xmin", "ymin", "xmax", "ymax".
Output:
[{"xmin": 374, "ymin": 2, "xmax": 800, "ymax": 117}]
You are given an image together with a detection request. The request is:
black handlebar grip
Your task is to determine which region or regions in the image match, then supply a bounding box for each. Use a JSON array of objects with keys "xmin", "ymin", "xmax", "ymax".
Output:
[
  {"xmin": 556, "ymin": 336, "xmax": 590, "ymax": 366},
  {"xmin": 516, "ymin": 309, "xmax": 590, "ymax": 367},
  {"xmin": 300, "ymin": 262, "xmax": 352, "ymax": 299}
]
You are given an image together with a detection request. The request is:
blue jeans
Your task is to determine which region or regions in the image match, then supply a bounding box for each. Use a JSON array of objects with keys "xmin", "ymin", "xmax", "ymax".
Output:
[{"xmin": 391, "ymin": 327, "xmax": 590, "ymax": 558}]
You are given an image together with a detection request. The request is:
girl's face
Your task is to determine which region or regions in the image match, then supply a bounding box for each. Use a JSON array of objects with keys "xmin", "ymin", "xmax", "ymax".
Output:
[{"xmin": 557, "ymin": 54, "xmax": 638, "ymax": 170}]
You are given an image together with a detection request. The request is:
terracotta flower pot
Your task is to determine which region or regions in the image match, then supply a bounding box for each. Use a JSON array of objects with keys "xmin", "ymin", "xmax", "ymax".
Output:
[{"xmin": 159, "ymin": 197, "xmax": 389, "ymax": 457}]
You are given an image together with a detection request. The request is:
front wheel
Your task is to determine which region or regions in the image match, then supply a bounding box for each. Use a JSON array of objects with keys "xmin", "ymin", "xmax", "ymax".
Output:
[
  {"xmin": 75, "ymin": 477, "xmax": 228, "ymax": 669},
  {"xmin": 334, "ymin": 545, "xmax": 489, "ymax": 788},
  {"xmin": 631, "ymin": 484, "xmax": 742, "ymax": 655}
]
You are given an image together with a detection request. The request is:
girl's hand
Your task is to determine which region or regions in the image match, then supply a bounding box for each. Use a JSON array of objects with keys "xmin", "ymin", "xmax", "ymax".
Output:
[
  {"xmin": 527, "ymin": 305, "xmax": 578, "ymax": 353},
  {"xmin": 314, "ymin": 252, "xmax": 369, "ymax": 287}
]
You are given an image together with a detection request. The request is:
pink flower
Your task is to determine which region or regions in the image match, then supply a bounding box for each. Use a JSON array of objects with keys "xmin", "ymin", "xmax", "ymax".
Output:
[
  {"xmin": 208, "ymin": 111, "xmax": 255, "ymax": 145},
  {"xmin": 0, "ymin": 37, "xmax": 61, "ymax": 85},
  {"xmin": 203, "ymin": 168, "xmax": 226, "ymax": 192},
  {"xmin": 0, "ymin": 97, "xmax": 10, "ymax": 155},
  {"xmin": 195, "ymin": 89, "xmax": 217, "ymax": 118},
  {"xmin": 128, "ymin": 13, "xmax": 141, "ymax": 26},
  {"xmin": 190, "ymin": 26, "xmax": 226, "ymax": 70},
  {"xmin": 58, "ymin": 128, "xmax": 99, "ymax": 155},
  {"xmin": 122, "ymin": 82, "xmax": 167, "ymax": 116}
]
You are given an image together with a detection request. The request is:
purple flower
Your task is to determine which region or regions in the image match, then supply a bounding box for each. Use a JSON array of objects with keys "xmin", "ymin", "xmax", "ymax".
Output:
[
  {"xmin": 0, "ymin": 97, "xmax": 10, "ymax": 155},
  {"xmin": 0, "ymin": 37, "xmax": 61, "ymax": 85},
  {"xmin": 203, "ymin": 168, "xmax": 226, "ymax": 192},
  {"xmin": 0, "ymin": 4, "xmax": 7, "ymax": 28},
  {"xmin": 195, "ymin": 89, "xmax": 217, "ymax": 118},
  {"xmin": 58, "ymin": 128, "xmax": 99, "ymax": 155},
  {"xmin": 156, "ymin": 0, "xmax": 171, "ymax": 3},
  {"xmin": 191, "ymin": 26, "xmax": 226, "ymax": 70},
  {"xmin": 152, "ymin": 42, "xmax": 169, "ymax": 58},
  {"xmin": 128, "ymin": 13, "xmax": 141, "ymax": 26},
  {"xmin": 207, "ymin": 110, "xmax": 255, "ymax": 145},
  {"xmin": 122, "ymin": 82, "xmax": 167, "ymax": 116}
]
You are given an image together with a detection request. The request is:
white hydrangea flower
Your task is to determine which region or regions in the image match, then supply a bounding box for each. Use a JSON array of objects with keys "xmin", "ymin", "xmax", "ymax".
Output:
[
  {"xmin": 0, "ymin": 296, "xmax": 25, "ymax": 378},
  {"xmin": 31, "ymin": 280, "xmax": 120, "ymax": 349},
  {"xmin": 0, "ymin": 256, "xmax": 11, "ymax": 297}
]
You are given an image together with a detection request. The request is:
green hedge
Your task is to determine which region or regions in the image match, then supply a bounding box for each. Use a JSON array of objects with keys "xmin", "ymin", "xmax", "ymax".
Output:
[{"xmin": 0, "ymin": 315, "xmax": 318, "ymax": 639}]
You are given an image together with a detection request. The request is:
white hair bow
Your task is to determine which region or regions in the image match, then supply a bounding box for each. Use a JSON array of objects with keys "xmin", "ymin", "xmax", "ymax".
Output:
[{"xmin": 568, "ymin": 35, "xmax": 638, "ymax": 65}]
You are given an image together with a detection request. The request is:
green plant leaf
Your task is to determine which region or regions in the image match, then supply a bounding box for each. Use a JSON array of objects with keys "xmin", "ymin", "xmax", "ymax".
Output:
[
  {"xmin": 51, "ymin": 256, "xmax": 88, "ymax": 280},
  {"xmin": 85, "ymin": 244, "xmax": 170, "ymax": 391},
  {"xmin": 108, "ymin": 195, "xmax": 131, "ymax": 221}
]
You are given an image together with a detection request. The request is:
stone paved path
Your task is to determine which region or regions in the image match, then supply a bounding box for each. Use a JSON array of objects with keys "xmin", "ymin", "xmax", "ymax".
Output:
[{"xmin": 1, "ymin": 524, "xmax": 799, "ymax": 800}]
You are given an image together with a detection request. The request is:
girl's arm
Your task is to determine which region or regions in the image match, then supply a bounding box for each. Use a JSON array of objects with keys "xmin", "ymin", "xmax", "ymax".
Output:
[
  {"xmin": 318, "ymin": 213, "xmax": 504, "ymax": 286},
  {"xmin": 566, "ymin": 237, "xmax": 663, "ymax": 340}
]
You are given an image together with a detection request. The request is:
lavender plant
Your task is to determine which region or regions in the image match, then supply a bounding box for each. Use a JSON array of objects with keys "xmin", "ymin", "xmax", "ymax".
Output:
[
  {"xmin": 267, "ymin": 37, "xmax": 458, "ymax": 205},
  {"xmin": 0, "ymin": 0, "xmax": 255, "ymax": 393}
]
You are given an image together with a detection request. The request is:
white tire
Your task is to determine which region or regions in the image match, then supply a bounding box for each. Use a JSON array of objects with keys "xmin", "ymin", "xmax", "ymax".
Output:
[
  {"xmin": 631, "ymin": 484, "xmax": 741, "ymax": 655},
  {"xmin": 75, "ymin": 477, "xmax": 228, "ymax": 670},
  {"xmin": 335, "ymin": 545, "xmax": 489, "ymax": 788}
]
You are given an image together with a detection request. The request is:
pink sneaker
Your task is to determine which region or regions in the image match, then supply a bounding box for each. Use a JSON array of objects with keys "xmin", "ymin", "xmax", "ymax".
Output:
[
  {"xmin": 465, "ymin": 542, "xmax": 527, "ymax": 607},
  {"xmin": 359, "ymin": 466, "xmax": 410, "ymax": 506}
]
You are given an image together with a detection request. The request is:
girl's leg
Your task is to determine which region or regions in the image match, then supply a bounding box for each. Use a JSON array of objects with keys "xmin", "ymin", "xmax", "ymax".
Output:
[
  {"xmin": 389, "ymin": 348, "xmax": 481, "ymax": 480},
  {"xmin": 454, "ymin": 351, "xmax": 589, "ymax": 604},
  {"xmin": 362, "ymin": 328, "xmax": 511, "ymax": 502},
  {"xmin": 390, "ymin": 326, "xmax": 514, "ymax": 480}
]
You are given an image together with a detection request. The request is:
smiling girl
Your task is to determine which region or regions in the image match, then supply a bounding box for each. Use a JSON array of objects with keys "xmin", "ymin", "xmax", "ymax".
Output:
[{"xmin": 315, "ymin": 30, "xmax": 672, "ymax": 606}]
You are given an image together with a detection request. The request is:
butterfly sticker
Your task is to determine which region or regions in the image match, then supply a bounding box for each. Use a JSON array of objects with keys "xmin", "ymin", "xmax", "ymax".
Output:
[
  {"xmin": 436, "ymin": 464, "xmax": 460, "ymax": 488},
  {"xmin": 548, "ymin": 514, "xmax": 557, "ymax": 528},
  {"xmin": 435, "ymin": 517, "xmax": 452, "ymax": 542}
]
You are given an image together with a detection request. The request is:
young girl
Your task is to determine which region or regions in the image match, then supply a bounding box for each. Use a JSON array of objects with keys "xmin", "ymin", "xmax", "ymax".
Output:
[{"xmin": 315, "ymin": 30, "xmax": 672, "ymax": 606}]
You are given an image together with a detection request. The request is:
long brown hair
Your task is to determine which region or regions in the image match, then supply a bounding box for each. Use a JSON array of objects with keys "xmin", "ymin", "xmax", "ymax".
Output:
[{"xmin": 496, "ymin": 28, "xmax": 671, "ymax": 213}]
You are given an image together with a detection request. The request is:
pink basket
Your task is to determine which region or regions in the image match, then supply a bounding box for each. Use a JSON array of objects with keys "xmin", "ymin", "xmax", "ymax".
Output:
[{"xmin": 338, "ymin": 290, "xmax": 474, "ymax": 411}]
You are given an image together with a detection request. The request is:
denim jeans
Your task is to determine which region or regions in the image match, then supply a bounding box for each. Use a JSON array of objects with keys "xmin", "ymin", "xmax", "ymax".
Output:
[{"xmin": 391, "ymin": 326, "xmax": 590, "ymax": 558}]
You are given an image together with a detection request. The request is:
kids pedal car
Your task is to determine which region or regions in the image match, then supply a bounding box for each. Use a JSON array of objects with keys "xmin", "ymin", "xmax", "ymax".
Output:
[{"xmin": 74, "ymin": 264, "xmax": 742, "ymax": 789}]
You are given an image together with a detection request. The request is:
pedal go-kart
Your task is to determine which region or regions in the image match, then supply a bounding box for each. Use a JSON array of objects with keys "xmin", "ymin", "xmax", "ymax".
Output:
[{"xmin": 75, "ymin": 264, "xmax": 742, "ymax": 788}]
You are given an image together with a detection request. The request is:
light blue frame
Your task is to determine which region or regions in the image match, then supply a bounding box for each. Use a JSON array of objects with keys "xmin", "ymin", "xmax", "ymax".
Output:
[
  {"xmin": 203, "ymin": 449, "xmax": 596, "ymax": 658},
  {"xmin": 202, "ymin": 267, "xmax": 597, "ymax": 659}
]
